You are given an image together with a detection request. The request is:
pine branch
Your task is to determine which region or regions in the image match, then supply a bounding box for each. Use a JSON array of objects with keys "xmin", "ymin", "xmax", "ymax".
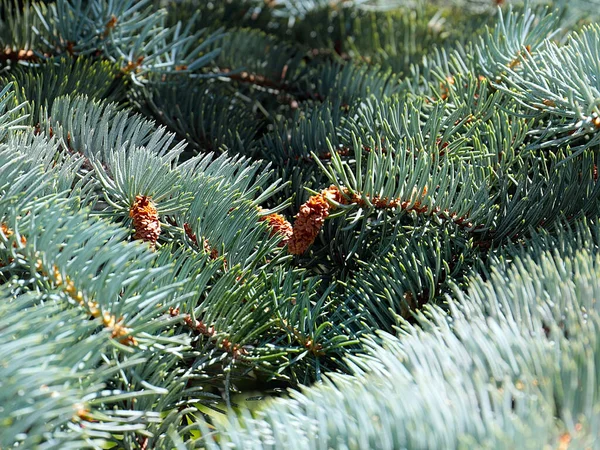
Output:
[{"xmin": 200, "ymin": 219, "xmax": 600, "ymax": 449}]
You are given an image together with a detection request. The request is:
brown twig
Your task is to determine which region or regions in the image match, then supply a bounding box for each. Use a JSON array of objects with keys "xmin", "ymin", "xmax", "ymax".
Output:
[
  {"xmin": 169, "ymin": 307, "xmax": 247, "ymax": 359},
  {"xmin": 289, "ymin": 185, "xmax": 476, "ymax": 255}
]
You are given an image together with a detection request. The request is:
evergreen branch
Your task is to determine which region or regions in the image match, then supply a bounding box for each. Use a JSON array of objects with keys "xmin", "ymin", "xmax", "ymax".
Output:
[
  {"xmin": 0, "ymin": 0, "xmax": 41, "ymax": 63},
  {"xmin": 32, "ymin": 0, "xmax": 223, "ymax": 82},
  {"xmin": 2, "ymin": 56, "xmax": 124, "ymax": 125},
  {"xmin": 0, "ymin": 290, "xmax": 145, "ymax": 448},
  {"xmin": 476, "ymin": 6, "xmax": 561, "ymax": 80},
  {"xmin": 491, "ymin": 23, "xmax": 600, "ymax": 159},
  {"xmin": 168, "ymin": 307, "xmax": 249, "ymax": 360},
  {"xmin": 349, "ymin": 227, "xmax": 475, "ymax": 331},
  {"xmin": 5, "ymin": 2, "xmax": 600, "ymax": 446},
  {"xmin": 132, "ymin": 80, "xmax": 259, "ymax": 155},
  {"xmin": 200, "ymin": 220, "xmax": 600, "ymax": 449}
]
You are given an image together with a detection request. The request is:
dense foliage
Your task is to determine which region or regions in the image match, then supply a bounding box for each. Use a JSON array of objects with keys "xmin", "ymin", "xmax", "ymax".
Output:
[{"xmin": 1, "ymin": 0, "xmax": 600, "ymax": 448}]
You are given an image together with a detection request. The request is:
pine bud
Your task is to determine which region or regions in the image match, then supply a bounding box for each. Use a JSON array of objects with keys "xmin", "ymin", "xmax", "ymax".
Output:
[
  {"xmin": 129, "ymin": 195, "xmax": 161, "ymax": 249},
  {"xmin": 288, "ymin": 186, "xmax": 345, "ymax": 255},
  {"xmin": 260, "ymin": 212, "xmax": 293, "ymax": 246}
]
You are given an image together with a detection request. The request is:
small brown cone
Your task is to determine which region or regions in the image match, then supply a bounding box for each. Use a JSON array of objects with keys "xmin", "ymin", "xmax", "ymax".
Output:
[
  {"xmin": 260, "ymin": 212, "xmax": 293, "ymax": 246},
  {"xmin": 288, "ymin": 186, "xmax": 345, "ymax": 255},
  {"xmin": 129, "ymin": 195, "xmax": 160, "ymax": 249}
]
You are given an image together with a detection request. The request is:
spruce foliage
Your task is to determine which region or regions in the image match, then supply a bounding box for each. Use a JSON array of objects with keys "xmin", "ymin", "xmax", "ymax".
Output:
[{"xmin": 1, "ymin": 0, "xmax": 600, "ymax": 448}]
